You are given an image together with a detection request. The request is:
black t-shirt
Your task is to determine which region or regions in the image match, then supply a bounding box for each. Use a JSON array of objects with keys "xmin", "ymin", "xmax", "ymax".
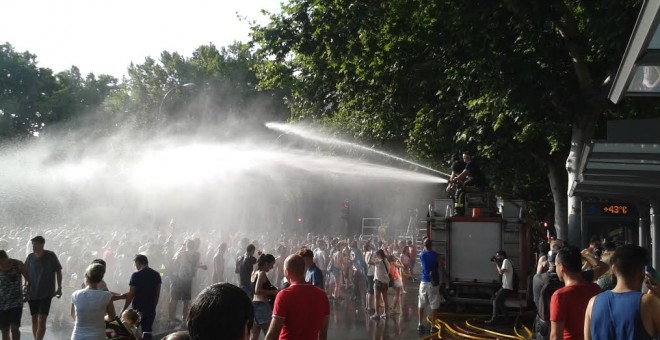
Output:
[
  {"xmin": 465, "ymin": 161, "xmax": 485, "ymax": 185},
  {"xmin": 239, "ymin": 256, "xmax": 257, "ymax": 288},
  {"xmin": 129, "ymin": 267, "xmax": 162, "ymax": 312},
  {"xmin": 451, "ymin": 160, "xmax": 466, "ymax": 174}
]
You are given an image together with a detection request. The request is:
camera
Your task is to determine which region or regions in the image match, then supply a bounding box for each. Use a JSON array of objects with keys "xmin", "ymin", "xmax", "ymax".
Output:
[
  {"xmin": 490, "ymin": 256, "xmax": 497, "ymax": 262},
  {"xmin": 594, "ymin": 247, "xmax": 603, "ymax": 258}
]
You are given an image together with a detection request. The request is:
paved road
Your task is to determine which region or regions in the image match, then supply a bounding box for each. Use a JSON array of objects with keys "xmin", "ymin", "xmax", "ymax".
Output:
[{"xmin": 17, "ymin": 280, "xmax": 533, "ymax": 339}]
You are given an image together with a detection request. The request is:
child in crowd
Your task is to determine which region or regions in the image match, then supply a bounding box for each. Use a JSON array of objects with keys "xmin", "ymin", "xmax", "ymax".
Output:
[{"xmin": 122, "ymin": 309, "xmax": 142, "ymax": 340}]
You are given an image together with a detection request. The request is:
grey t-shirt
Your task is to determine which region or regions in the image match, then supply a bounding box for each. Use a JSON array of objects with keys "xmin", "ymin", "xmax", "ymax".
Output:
[{"xmin": 25, "ymin": 250, "xmax": 62, "ymax": 300}]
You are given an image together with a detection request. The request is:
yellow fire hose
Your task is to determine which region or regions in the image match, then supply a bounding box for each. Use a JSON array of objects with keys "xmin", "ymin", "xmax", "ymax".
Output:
[{"xmin": 421, "ymin": 314, "xmax": 533, "ymax": 340}]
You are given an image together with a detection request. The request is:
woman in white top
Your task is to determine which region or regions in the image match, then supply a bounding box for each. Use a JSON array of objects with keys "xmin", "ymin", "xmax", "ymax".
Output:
[
  {"xmin": 370, "ymin": 249, "xmax": 390, "ymax": 320},
  {"xmin": 70, "ymin": 263, "xmax": 115, "ymax": 340}
]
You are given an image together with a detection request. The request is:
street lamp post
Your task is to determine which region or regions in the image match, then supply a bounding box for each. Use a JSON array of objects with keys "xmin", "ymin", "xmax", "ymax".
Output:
[{"xmin": 158, "ymin": 82, "xmax": 196, "ymax": 118}]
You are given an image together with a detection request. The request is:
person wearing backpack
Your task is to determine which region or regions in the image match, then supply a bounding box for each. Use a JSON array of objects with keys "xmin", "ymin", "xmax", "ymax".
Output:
[{"xmin": 486, "ymin": 250, "xmax": 515, "ymax": 324}]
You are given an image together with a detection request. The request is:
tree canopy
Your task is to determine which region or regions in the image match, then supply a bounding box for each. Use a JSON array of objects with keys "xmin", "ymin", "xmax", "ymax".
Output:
[{"xmin": 251, "ymin": 0, "xmax": 658, "ymax": 233}]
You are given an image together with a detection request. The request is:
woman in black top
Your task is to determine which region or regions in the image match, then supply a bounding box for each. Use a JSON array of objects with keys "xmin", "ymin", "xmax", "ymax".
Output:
[{"xmin": 250, "ymin": 254, "xmax": 277, "ymax": 340}]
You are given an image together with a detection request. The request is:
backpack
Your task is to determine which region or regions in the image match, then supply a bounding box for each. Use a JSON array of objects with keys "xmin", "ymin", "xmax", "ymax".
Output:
[
  {"xmin": 235, "ymin": 255, "xmax": 244, "ymax": 274},
  {"xmin": 533, "ymin": 273, "xmax": 564, "ymax": 340}
]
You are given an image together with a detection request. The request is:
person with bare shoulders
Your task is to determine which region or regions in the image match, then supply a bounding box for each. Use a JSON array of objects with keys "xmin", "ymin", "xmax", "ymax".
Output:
[
  {"xmin": 251, "ymin": 254, "xmax": 277, "ymax": 340},
  {"xmin": 273, "ymin": 245, "xmax": 287, "ymax": 290},
  {"xmin": 265, "ymin": 255, "xmax": 329, "ymax": 340},
  {"xmin": 584, "ymin": 245, "xmax": 660, "ymax": 340},
  {"xmin": 0, "ymin": 250, "xmax": 30, "ymax": 340}
]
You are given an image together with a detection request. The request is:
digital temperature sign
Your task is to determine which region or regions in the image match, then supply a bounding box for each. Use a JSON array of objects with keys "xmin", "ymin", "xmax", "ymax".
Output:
[
  {"xmin": 584, "ymin": 202, "xmax": 635, "ymax": 217},
  {"xmin": 601, "ymin": 205, "xmax": 628, "ymax": 215}
]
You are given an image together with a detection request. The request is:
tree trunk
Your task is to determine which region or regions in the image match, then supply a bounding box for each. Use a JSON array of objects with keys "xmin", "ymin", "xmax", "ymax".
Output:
[{"xmin": 546, "ymin": 157, "xmax": 567, "ymax": 240}]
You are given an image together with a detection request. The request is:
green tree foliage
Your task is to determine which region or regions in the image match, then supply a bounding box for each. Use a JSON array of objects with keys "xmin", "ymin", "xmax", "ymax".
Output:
[
  {"xmin": 0, "ymin": 43, "xmax": 117, "ymax": 139},
  {"xmin": 252, "ymin": 0, "xmax": 656, "ymax": 231},
  {"xmin": 0, "ymin": 43, "xmax": 56, "ymax": 138},
  {"xmin": 104, "ymin": 42, "xmax": 287, "ymax": 131}
]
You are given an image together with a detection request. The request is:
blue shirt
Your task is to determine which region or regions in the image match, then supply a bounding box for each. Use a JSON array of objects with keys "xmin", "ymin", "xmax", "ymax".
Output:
[
  {"xmin": 419, "ymin": 250, "xmax": 438, "ymax": 283},
  {"xmin": 305, "ymin": 265, "xmax": 324, "ymax": 288},
  {"xmin": 590, "ymin": 290, "xmax": 652, "ymax": 340}
]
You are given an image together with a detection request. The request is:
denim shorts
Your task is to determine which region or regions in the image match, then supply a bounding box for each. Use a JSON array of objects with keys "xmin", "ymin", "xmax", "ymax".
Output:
[{"xmin": 252, "ymin": 301, "xmax": 272, "ymax": 326}]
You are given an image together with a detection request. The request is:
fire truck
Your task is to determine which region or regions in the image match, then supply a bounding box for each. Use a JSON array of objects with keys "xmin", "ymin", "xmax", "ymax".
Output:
[{"xmin": 425, "ymin": 195, "xmax": 532, "ymax": 308}]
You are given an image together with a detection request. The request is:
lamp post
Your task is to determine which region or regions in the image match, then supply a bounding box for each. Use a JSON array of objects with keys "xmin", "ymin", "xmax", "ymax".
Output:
[{"xmin": 158, "ymin": 82, "xmax": 196, "ymax": 118}]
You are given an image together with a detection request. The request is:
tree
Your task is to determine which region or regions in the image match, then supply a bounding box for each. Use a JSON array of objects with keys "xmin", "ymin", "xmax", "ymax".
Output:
[
  {"xmin": 252, "ymin": 0, "xmax": 653, "ymax": 241},
  {"xmin": 103, "ymin": 42, "xmax": 287, "ymax": 132},
  {"xmin": 0, "ymin": 43, "xmax": 118, "ymax": 139},
  {"xmin": 0, "ymin": 43, "xmax": 56, "ymax": 138}
]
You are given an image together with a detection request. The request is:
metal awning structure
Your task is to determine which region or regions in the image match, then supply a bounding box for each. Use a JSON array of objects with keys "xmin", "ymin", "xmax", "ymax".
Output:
[
  {"xmin": 571, "ymin": 119, "xmax": 660, "ymax": 200},
  {"xmin": 571, "ymin": 141, "xmax": 660, "ymax": 200},
  {"xmin": 610, "ymin": 0, "xmax": 660, "ymax": 103}
]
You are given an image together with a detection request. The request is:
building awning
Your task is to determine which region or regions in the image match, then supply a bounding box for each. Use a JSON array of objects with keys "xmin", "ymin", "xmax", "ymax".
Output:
[
  {"xmin": 571, "ymin": 119, "xmax": 660, "ymax": 200},
  {"xmin": 609, "ymin": 0, "xmax": 660, "ymax": 103},
  {"xmin": 571, "ymin": 141, "xmax": 660, "ymax": 199}
]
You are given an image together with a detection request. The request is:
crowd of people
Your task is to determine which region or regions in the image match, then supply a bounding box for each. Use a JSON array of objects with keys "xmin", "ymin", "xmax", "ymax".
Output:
[
  {"xmin": 0, "ymin": 223, "xmax": 423, "ymax": 340},
  {"xmin": 5, "ymin": 220, "xmax": 660, "ymax": 340},
  {"xmin": 532, "ymin": 237, "xmax": 660, "ymax": 340}
]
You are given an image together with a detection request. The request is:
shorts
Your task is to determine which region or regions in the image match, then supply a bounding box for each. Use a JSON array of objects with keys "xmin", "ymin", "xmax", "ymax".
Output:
[
  {"xmin": 0, "ymin": 306, "xmax": 22, "ymax": 329},
  {"xmin": 418, "ymin": 282, "xmax": 440, "ymax": 309},
  {"xmin": 252, "ymin": 301, "xmax": 272, "ymax": 326},
  {"xmin": 170, "ymin": 279, "xmax": 193, "ymax": 301},
  {"xmin": 367, "ymin": 275, "xmax": 375, "ymax": 292},
  {"xmin": 28, "ymin": 298, "xmax": 52, "ymax": 316},
  {"xmin": 393, "ymin": 278, "xmax": 403, "ymax": 288},
  {"xmin": 374, "ymin": 280, "xmax": 388, "ymax": 292}
]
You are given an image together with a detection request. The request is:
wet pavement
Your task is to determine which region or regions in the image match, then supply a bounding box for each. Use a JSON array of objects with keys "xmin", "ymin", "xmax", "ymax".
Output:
[
  {"xmin": 325, "ymin": 280, "xmax": 534, "ymax": 340},
  {"xmin": 18, "ymin": 279, "xmax": 534, "ymax": 339}
]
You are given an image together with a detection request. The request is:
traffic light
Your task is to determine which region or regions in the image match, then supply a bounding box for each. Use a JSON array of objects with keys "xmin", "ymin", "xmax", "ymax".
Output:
[{"xmin": 341, "ymin": 201, "xmax": 350, "ymax": 218}]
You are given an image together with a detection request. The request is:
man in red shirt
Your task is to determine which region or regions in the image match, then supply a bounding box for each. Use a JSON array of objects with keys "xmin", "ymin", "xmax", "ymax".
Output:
[
  {"xmin": 550, "ymin": 247, "xmax": 601, "ymax": 340},
  {"xmin": 265, "ymin": 254, "xmax": 330, "ymax": 340}
]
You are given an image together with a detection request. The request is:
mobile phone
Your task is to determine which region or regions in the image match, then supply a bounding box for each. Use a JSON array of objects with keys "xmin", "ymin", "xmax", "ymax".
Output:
[{"xmin": 646, "ymin": 265, "xmax": 657, "ymax": 279}]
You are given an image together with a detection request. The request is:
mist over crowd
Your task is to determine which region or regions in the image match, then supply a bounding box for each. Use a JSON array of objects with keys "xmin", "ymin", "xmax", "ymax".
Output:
[{"xmin": 0, "ymin": 112, "xmax": 440, "ymax": 230}]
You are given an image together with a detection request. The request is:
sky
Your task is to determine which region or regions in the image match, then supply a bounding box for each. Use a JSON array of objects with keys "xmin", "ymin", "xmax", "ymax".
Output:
[{"xmin": 0, "ymin": 0, "xmax": 283, "ymax": 78}]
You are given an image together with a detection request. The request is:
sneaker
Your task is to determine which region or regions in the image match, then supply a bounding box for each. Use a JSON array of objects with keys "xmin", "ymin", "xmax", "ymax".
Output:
[
  {"xmin": 370, "ymin": 314, "xmax": 379, "ymax": 320},
  {"xmin": 380, "ymin": 314, "xmax": 387, "ymax": 320},
  {"xmin": 417, "ymin": 325, "xmax": 428, "ymax": 333}
]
